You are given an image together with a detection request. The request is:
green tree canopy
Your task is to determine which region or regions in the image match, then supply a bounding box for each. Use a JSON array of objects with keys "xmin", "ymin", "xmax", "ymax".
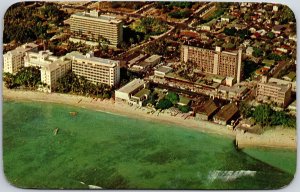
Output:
[
  {"xmin": 252, "ymin": 47, "xmax": 264, "ymax": 58},
  {"xmin": 239, "ymin": 101, "xmax": 253, "ymax": 118},
  {"xmin": 147, "ymin": 92, "xmax": 158, "ymax": 106},
  {"xmin": 267, "ymin": 32, "xmax": 275, "ymax": 39},
  {"xmin": 168, "ymin": 9, "xmax": 192, "ymax": 19},
  {"xmin": 56, "ymin": 71, "xmax": 113, "ymax": 99},
  {"xmin": 156, "ymin": 98, "xmax": 173, "ymax": 110},
  {"xmin": 131, "ymin": 17, "xmax": 168, "ymax": 36},
  {"xmin": 252, "ymin": 104, "xmax": 272, "ymax": 126},
  {"xmin": 224, "ymin": 27, "xmax": 237, "ymax": 36},
  {"xmin": 178, "ymin": 105, "xmax": 191, "ymax": 113},
  {"xmin": 251, "ymin": 104, "xmax": 296, "ymax": 128},
  {"xmin": 165, "ymin": 92, "xmax": 179, "ymax": 105},
  {"xmin": 3, "ymin": 67, "xmax": 41, "ymax": 89}
]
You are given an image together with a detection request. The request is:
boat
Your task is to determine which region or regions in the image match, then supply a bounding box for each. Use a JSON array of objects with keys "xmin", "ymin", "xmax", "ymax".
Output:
[
  {"xmin": 69, "ymin": 111, "xmax": 78, "ymax": 116},
  {"xmin": 88, "ymin": 185, "xmax": 102, "ymax": 189},
  {"xmin": 54, "ymin": 128, "xmax": 59, "ymax": 135}
]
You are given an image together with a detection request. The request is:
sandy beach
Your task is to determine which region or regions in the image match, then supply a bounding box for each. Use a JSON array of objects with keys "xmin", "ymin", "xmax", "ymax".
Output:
[
  {"xmin": 236, "ymin": 128, "xmax": 297, "ymax": 150},
  {"xmin": 3, "ymin": 87, "xmax": 297, "ymax": 149}
]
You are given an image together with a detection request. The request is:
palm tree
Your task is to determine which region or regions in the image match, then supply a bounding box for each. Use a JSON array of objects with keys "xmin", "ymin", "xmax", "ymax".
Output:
[
  {"xmin": 136, "ymin": 34, "xmax": 141, "ymax": 42},
  {"xmin": 129, "ymin": 37, "xmax": 135, "ymax": 46}
]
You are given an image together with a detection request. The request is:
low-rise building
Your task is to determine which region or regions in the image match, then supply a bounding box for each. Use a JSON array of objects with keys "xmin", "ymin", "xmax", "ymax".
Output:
[
  {"xmin": 238, "ymin": 118, "xmax": 257, "ymax": 133},
  {"xmin": 127, "ymin": 54, "xmax": 147, "ymax": 67},
  {"xmin": 130, "ymin": 55, "xmax": 162, "ymax": 72},
  {"xmin": 154, "ymin": 66, "xmax": 173, "ymax": 78},
  {"xmin": 269, "ymin": 77, "xmax": 296, "ymax": 92},
  {"xmin": 240, "ymin": 118, "xmax": 256, "ymax": 129},
  {"xmin": 178, "ymin": 96, "xmax": 191, "ymax": 106},
  {"xmin": 130, "ymin": 88, "xmax": 151, "ymax": 107},
  {"xmin": 143, "ymin": 55, "xmax": 162, "ymax": 66},
  {"xmin": 262, "ymin": 59, "xmax": 275, "ymax": 68},
  {"xmin": 246, "ymin": 46, "xmax": 254, "ymax": 56},
  {"xmin": 115, "ymin": 79, "xmax": 148, "ymax": 104},
  {"xmin": 282, "ymin": 72, "xmax": 296, "ymax": 82},
  {"xmin": 213, "ymin": 102, "xmax": 239, "ymax": 125},
  {"xmin": 287, "ymin": 100, "xmax": 296, "ymax": 115},
  {"xmin": 3, "ymin": 43, "xmax": 38, "ymax": 74},
  {"xmin": 194, "ymin": 99, "xmax": 219, "ymax": 121},
  {"xmin": 199, "ymin": 19, "xmax": 217, "ymax": 31},
  {"xmin": 256, "ymin": 76, "xmax": 292, "ymax": 107},
  {"xmin": 218, "ymin": 85, "xmax": 248, "ymax": 100}
]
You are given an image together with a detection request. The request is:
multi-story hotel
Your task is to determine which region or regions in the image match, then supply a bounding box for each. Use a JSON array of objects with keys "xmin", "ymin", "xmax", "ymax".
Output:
[
  {"xmin": 40, "ymin": 58, "xmax": 72, "ymax": 92},
  {"xmin": 24, "ymin": 50, "xmax": 59, "ymax": 68},
  {"xmin": 69, "ymin": 10, "xmax": 123, "ymax": 47},
  {"xmin": 3, "ymin": 43, "xmax": 38, "ymax": 74},
  {"xmin": 24, "ymin": 50, "xmax": 72, "ymax": 92},
  {"xmin": 256, "ymin": 76, "xmax": 292, "ymax": 107},
  {"xmin": 181, "ymin": 45, "xmax": 243, "ymax": 83},
  {"xmin": 66, "ymin": 51, "xmax": 120, "ymax": 87}
]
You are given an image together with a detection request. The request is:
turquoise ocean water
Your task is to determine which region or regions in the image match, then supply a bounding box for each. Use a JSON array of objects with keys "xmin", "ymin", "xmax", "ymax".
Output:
[{"xmin": 3, "ymin": 100, "xmax": 296, "ymax": 189}]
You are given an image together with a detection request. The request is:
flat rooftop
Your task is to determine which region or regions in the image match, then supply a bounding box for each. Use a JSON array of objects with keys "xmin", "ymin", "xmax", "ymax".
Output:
[
  {"xmin": 117, "ymin": 79, "xmax": 145, "ymax": 94},
  {"xmin": 144, "ymin": 55, "xmax": 161, "ymax": 63},
  {"xmin": 178, "ymin": 96, "xmax": 191, "ymax": 106},
  {"xmin": 261, "ymin": 78, "xmax": 293, "ymax": 92},
  {"xmin": 72, "ymin": 10, "xmax": 122, "ymax": 24},
  {"xmin": 133, "ymin": 88, "xmax": 151, "ymax": 99},
  {"xmin": 6, "ymin": 42, "xmax": 38, "ymax": 55},
  {"xmin": 218, "ymin": 85, "xmax": 248, "ymax": 94},
  {"xmin": 66, "ymin": 51, "xmax": 119, "ymax": 67},
  {"xmin": 262, "ymin": 59, "xmax": 275, "ymax": 66},
  {"xmin": 261, "ymin": 82, "xmax": 290, "ymax": 92},
  {"xmin": 42, "ymin": 58, "xmax": 71, "ymax": 71},
  {"xmin": 182, "ymin": 44, "xmax": 240, "ymax": 55},
  {"xmin": 155, "ymin": 66, "xmax": 173, "ymax": 74}
]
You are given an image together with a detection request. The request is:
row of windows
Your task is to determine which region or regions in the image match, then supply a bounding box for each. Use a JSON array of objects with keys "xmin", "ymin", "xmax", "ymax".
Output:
[
  {"xmin": 73, "ymin": 67, "xmax": 114, "ymax": 72},
  {"xmin": 73, "ymin": 66, "xmax": 110, "ymax": 71},
  {"xmin": 71, "ymin": 24, "xmax": 119, "ymax": 29},
  {"xmin": 73, "ymin": 68, "xmax": 110, "ymax": 74},
  {"xmin": 71, "ymin": 19, "xmax": 120, "ymax": 27},
  {"xmin": 257, "ymin": 91, "xmax": 283, "ymax": 98},
  {"xmin": 73, "ymin": 64, "xmax": 111, "ymax": 70},
  {"xmin": 71, "ymin": 28, "xmax": 119, "ymax": 34},
  {"xmin": 74, "ymin": 71, "xmax": 112, "ymax": 79},
  {"xmin": 71, "ymin": 25, "xmax": 118, "ymax": 31}
]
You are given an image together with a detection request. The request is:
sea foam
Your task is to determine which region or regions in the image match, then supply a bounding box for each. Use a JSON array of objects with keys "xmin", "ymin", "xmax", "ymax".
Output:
[{"xmin": 208, "ymin": 170, "xmax": 256, "ymax": 182}]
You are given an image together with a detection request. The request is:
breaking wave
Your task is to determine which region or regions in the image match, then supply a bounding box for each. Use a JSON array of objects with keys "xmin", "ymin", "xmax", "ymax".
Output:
[{"xmin": 208, "ymin": 170, "xmax": 256, "ymax": 182}]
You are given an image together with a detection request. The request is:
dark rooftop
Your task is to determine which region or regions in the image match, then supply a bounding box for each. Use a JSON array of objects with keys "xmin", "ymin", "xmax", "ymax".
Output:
[
  {"xmin": 214, "ymin": 103, "xmax": 239, "ymax": 121},
  {"xmin": 194, "ymin": 99, "xmax": 219, "ymax": 117}
]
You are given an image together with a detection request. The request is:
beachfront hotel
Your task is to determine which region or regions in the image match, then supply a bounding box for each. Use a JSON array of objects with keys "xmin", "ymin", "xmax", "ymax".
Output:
[
  {"xmin": 256, "ymin": 76, "xmax": 292, "ymax": 107},
  {"xmin": 181, "ymin": 45, "xmax": 243, "ymax": 83},
  {"xmin": 115, "ymin": 78, "xmax": 149, "ymax": 106},
  {"xmin": 40, "ymin": 58, "xmax": 72, "ymax": 92},
  {"xmin": 65, "ymin": 51, "xmax": 120, "ymax": 87},
  {"xmin": 69, "ymin": 10, "xmax": 123, "ymax": 47},
  {"xmin": 24, "ymin": 50, "xmax": 72, "ymax": 92},
  {"xmin": 24, "ymin": 50, "xmax": 59, "ymax": 68},
  {"xmin": 3, "ymin": 43, "xmax": 38, "ymax": 74}
]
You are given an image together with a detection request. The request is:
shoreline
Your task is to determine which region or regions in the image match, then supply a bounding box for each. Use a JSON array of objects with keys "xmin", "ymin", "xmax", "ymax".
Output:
[
  {"xmin": 236, "ymin": 129, "xmax": 297, "ymax": 150},
  {"xmin": 3, "ymin": 88, "xmax": 296, "ymax": 149}
]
